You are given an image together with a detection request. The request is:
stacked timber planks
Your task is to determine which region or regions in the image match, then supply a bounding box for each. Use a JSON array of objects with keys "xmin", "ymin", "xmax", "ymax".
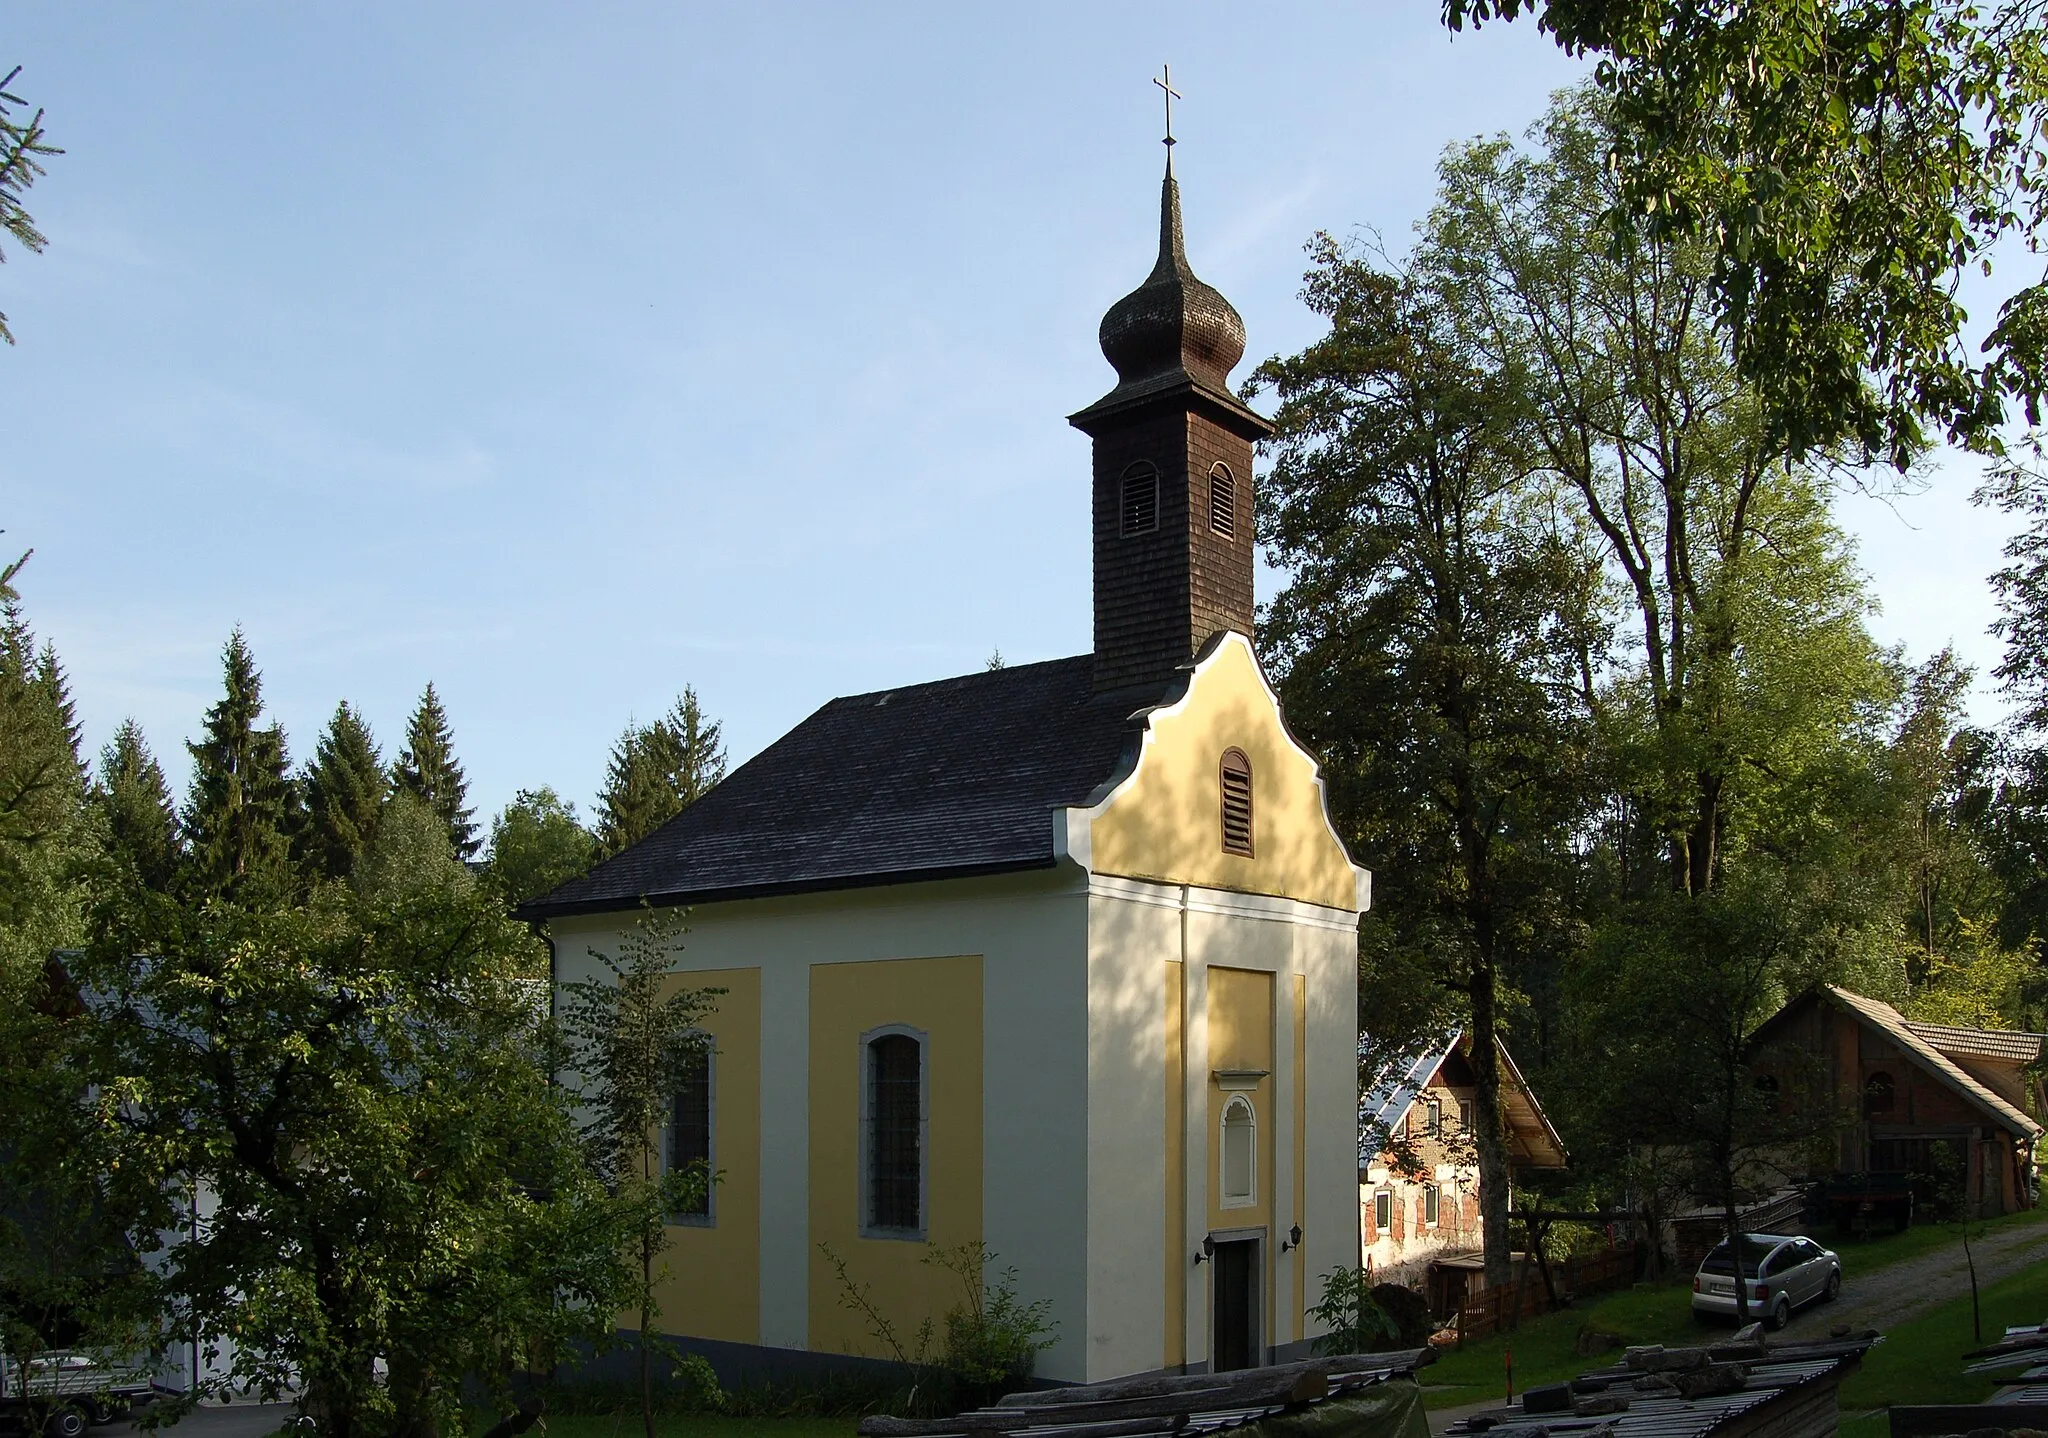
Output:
[
  {"xmin": 1442, "ymin": 1334, "xmax": 1876, "ymax": 1438},
  {"xmin": 1891, "ymin": 1322, "xmax": 2048, "ymax": 1437},
  {"xmin": 856, "ymin": 1351, "xmax": 1436, "ymax": 1438}
]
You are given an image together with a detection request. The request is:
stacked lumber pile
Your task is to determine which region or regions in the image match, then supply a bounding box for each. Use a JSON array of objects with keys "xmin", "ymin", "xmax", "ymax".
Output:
[
  {"xmin": 1444, "ymin": 1329, "xmax": 1877, "ymax": 1438},
  {"xmin": 855, "ymin": 1350, "xmax": 1436, "ymax": 1438},
  {"xmin": 1891, "ymin": 1321, "xmax": 2048, "ymax": 1437}
]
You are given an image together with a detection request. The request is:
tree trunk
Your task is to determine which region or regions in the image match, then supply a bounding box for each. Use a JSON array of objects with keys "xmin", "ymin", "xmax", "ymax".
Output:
[{"xmin": 1469, "ymin": 973, "xmax": 1514, "ymax": 1291}]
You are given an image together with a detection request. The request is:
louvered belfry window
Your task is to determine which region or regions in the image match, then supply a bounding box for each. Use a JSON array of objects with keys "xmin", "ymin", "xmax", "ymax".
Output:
[
  {"xmin": 1220, "ymin": 747, "xmax": 1254, "ymax": 856},
  {"xmin": 1120, "ymin": 461, "xmax": 1160, "ymax": 537},
  {"xmin": 1209, "ymin": 463, "xmax": 1237, "ymax": 537},
  {"xmin": 867, "ymin": 1033, "xmax": 922, "ymax": 1232}
]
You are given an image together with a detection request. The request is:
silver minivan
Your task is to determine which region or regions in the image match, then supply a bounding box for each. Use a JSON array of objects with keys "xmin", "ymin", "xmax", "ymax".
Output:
[{"xmin": 1691, "ymin": 1232, "xmax": 1841, "ymax": 1328}]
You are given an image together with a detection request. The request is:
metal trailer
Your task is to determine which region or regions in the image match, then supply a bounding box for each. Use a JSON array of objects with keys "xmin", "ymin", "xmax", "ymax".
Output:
[{"xmin": 0, "ymin": 1352, "xmax": 164, "ymax": 1438}]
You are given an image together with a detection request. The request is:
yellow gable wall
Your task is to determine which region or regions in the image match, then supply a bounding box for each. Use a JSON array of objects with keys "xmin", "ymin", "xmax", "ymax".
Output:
[
  {"xmin": 1086, "ymin": 635, "xmax": 1358, "ymax": 910},
  {"xmin": 808, "ymin": 956, "xmax": 983, "ymax": 1357},
  {"xmin": 645, "ymin": 967, "xmax": 761, "ymax": 1344}
]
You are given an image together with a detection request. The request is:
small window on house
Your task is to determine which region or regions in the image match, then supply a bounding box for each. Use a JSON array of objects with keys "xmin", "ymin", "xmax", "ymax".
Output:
[
  {"xmin": 667, "ymin": 1036, "xmax": 714, "ymax": 1222},
  {"xmin": 865, "ymin": 1030, "xmax": 925, "ymax": 1236},
  {"xmin": 1374, "ymin": 1188, "xmax": 1392, "ymax": 1231},
  {"xmin": 1755, "ymin": 1074, "xmax": 1780, "ymax": 1114},
  {"xmin": 1221, "ymin": 1095, "xmax": 1257, "ymax": 1205},
  {"xmin": 1208, "ymin": 463, "xmax": 1237, "ymax": 537},
  {"xmin": 1424, "ymin": 1183, "xmax": 1441, "ymax": 1227},
  {"xmin": 1425, "ymin": 1098, "xmax": 1442, "ymax": 1135},
  {"xmin": 1863, "ymin": 1071, "xmax": 1896, "ymax": 1118},
  {"xmin": 1220, "ymin": 748, "xmax": 1254, "ymax": 856},
  {"xmin": 1119, "ymin": 462, "xmax": 1159, "ymax": 537},
  {"xmin": 1458, "ymin": 1100, "xmax": 1474, "ymax": 1133}
]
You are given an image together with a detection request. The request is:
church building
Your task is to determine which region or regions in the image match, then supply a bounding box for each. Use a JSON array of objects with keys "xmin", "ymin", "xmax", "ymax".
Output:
[{"xmin": 529, "ymin": 154, "xmax": 1369, "ymax": 1384}]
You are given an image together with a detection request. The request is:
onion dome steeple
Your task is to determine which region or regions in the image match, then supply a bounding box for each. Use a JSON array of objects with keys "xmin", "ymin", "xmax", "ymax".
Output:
[
  {"xmin": 1097, "ymin": 156, "xmax": 1248, "ymax": 397},
  {"xmin": 1069, "ymin": 103, "xmax": 1273, "ymax": 696}
]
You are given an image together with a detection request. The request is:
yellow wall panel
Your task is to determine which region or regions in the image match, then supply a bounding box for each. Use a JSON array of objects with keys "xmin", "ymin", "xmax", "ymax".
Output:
[
  {"xmin": 644, "ymin": 967, "xmax": 761, "ymax": 1345},
  {"xmin": 1164, "ymin": 959, "xmax": 1185, "ymax": 1370},
  {"xmin": 1087, "ymin": 637, "xmax": 1357, "ymax": 911},
  {"xmin": 808, "ymin": 956, "xmax": 984, "ymax": 1357}
]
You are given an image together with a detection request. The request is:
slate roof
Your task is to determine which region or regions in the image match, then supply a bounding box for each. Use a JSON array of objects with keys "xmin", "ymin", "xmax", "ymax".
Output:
[
  {"xmin": 1903, "ymin": 1020, "xmax": 2047, "ymax": 1066},
  {"xmin": 526, "ymin": 655, "xmax": 1169, "ymax": 918},
  {"xmin": 1826, "ymin": 987, "xmax": 2042, "ymax": 1137}
]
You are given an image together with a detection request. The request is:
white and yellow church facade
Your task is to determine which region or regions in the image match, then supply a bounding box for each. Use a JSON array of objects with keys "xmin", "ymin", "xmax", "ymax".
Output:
[{"xmin": 532, "ymin": 156, "xmax": 1367, "ymax": 1384}]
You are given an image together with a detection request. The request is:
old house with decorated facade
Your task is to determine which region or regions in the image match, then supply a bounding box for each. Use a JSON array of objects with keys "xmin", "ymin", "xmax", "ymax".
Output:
[{"xmin": 1358, "ymin": 1033, "xmax": 1566, "ymax": 1317}]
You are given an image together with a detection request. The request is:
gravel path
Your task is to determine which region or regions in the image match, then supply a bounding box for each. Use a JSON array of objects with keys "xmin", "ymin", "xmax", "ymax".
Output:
[{"xmin": 1783, "ymin": 1220, "xmax": 2048, "ymax": 1339}]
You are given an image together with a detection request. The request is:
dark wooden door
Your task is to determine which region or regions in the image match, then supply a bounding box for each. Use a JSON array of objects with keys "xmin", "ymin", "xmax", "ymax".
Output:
[{"xmin": 1211, "ymin": 1239, "xmax": 1258, "ymax": 1373}]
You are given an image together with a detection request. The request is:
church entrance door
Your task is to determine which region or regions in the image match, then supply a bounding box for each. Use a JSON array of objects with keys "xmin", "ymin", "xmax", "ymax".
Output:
[{"xmin": 1210, "ymin": 1236, "xmax": 1260, "ymax": 1373}]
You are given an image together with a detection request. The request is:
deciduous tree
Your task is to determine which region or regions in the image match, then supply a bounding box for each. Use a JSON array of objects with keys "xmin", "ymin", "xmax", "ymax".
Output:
[
  {"xmin": 1251, "ymin": 234, "xmax": 1602, "ymax": 1288},
  {"xmin": 483, "ymin": 787, "xmax": 596, "ymax": 908},
  {"xmin": 559, "ymin": 909, "xmax": 721, "ymax": 1438},
  {"xmin": 1442, "ymin": 0, "xmax": 2048, "ymax": 465}
]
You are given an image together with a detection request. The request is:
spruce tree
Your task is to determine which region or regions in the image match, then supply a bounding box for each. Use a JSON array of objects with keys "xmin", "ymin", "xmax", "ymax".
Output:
[
  {"xmin": 0, "ymin": 555, "xmax": 91, "ymax": 994},
  {"xmin": 184, "ymin": 629, "xmax": 298, "ymax": 900},
  {"xmin": 302, "ymin": 701, "xmax": 386, "ymax": 882},
  {"xmin": 94, "ymin": 719, "xmax": 180, "ymax": 890},
  {"xmin": 596, "ymin": 687, "xmax": 725, "ymax": 856},
  {"xmin": 392, "ymin": 683, "xmax": 477, "ymax": 860}
]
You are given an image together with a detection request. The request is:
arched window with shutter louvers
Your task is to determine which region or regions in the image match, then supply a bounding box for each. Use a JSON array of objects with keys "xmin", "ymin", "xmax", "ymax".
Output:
[
  {"xmin": 1220, "ymin": 748, "xmax": 1253, "ymax": 856},
  {"xmin": 1119, "ymin": 461, "xmax": 1159, "ymax": 537}
]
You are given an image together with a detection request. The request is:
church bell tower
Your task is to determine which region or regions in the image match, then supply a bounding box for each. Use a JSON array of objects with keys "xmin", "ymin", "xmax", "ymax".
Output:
[{"xmin": 1070, "ymin": 150, "xmax": 1274, "ymax": 694}]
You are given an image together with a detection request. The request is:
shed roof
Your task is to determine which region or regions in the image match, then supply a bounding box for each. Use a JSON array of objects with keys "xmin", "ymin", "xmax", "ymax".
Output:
[
  {"xmin": 525, "ymin": 655, "xmax": 1169, "ymax": 917},
  {"xmin": 1902, "ymin": 1021, "xmax": 2046, "ymax": 1066},
  {"xmin": 1823, "ymin": 987, "xmax": 2041, "ymax": 1138}
]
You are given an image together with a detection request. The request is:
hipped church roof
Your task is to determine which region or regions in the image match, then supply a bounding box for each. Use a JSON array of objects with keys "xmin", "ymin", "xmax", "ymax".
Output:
[{"xmin": 525, "ymin": 655, "xmax": 1173, "ymax": 918}]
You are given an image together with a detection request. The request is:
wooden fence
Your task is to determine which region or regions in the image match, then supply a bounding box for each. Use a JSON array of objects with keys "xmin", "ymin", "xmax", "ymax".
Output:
[{"xmin": 1453, "ymin": 1242, "xmax": 1638, "ymax": 1345}]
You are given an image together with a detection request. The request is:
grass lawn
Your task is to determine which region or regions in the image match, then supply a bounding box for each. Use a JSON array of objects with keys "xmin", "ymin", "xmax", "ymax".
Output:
[
  {"xmin": 1833, "ymin": 1252, "xmax": 2048, "ymax": 1438},
  {"xmin": 1419, "ymin": 1207, "xmax": 2048, "ymax": 1412},
  {"xmin": 542, "ymin": 1417, "xmax": 857, "ymax": 1438}
]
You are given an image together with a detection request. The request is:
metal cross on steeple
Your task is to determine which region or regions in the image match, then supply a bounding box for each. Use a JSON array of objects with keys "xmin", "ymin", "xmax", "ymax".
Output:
[{"xmin": 1153, "ymin": 63, "xmax": 1181, "ymax": 150}]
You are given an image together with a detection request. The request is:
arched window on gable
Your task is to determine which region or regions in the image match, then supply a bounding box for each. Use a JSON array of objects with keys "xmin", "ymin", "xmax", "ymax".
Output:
[
  {"xmin": 1220, "ymin": 748, "xmax": 1254, "ymax": 856},
  {"xmin": 1863, "ymin": 1071, "xmax": 1896, "ymax": 1119},
  {"xmin": 1208, "ymin": 462, "xmax": 1237, "ymax": 537},
  {"xmin": 1120, "ymin": 462, "xmax": 1159, "ymax": 537},
  {"xmin": 1220, "ymin": 1094, "xmax": 1257, "ymax": 1206}
]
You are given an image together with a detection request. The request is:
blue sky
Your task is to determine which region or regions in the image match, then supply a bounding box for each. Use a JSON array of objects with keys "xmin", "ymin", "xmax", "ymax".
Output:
[{"xmin": 1, "ymin": 4, "xmax": 2017, "ymax": 834}]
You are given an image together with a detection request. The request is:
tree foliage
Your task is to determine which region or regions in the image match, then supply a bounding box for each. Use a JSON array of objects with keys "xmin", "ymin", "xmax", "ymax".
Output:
[
  {"xmin": 74, "ymin": 868, "xmax": 627, "ymax": 1438},
  {"xmin": 184, "ymin": 630, "xmax": 299, "ymax": 902},
  {"xmin": 302, "ymin": 701, "xmax": 387, "ymax": 883},
  {"xmin": 0, "ymin": 66, "xmax": 59, "ymax": 344},
  {"xmin": 558, "ymin": 909, "xmax": 721, "ymax": 1438},
  {"xmin": 392, "ymin": 683, "xmax": 477, "ymax": 862},
  {"xmin": 483, "ymin": 787, "xmax": 597, "ymax": 908},
  {"xmin": 1250, "ymin": 232, "xmax": 1602, "ymax": 1284},
  {"xmin": 1443, "ymin": 0, "xmax": 2048, "ymax": 466},
  {"xmin": 596, "ymin": 689, "xmax": 725, "ymax": 857}
]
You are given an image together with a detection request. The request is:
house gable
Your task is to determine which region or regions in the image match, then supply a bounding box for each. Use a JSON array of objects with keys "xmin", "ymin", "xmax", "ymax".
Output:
[{"xmin": 1057, "ymin": 631, "xmax": 1366, "ymax": 913}]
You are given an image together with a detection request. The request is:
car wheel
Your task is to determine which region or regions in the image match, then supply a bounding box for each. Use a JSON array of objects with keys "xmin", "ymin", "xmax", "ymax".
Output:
[
  {"xmin": 45, "ymin": 1406, "xmax": 88, "ymax": 1438},
  {"xmin": 1767, "ymin": 1294, "xmax": 1792, "ymax": 1331},
  {"xmin": 1824, "ymin": 1269, "xmax": 1841, "ymax": 1303}
]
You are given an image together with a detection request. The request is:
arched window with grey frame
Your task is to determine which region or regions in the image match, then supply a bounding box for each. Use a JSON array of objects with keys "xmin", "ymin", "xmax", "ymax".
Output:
[{"xmin": 862, "ymin": 1026, "xmax": 927, "ymax": 1238}]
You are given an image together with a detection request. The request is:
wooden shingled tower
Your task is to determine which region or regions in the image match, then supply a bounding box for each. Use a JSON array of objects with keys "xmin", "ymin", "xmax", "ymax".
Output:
[{"xmin": 1070, "ymin": 148, "xmax": 1274, "ymax": 694}]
